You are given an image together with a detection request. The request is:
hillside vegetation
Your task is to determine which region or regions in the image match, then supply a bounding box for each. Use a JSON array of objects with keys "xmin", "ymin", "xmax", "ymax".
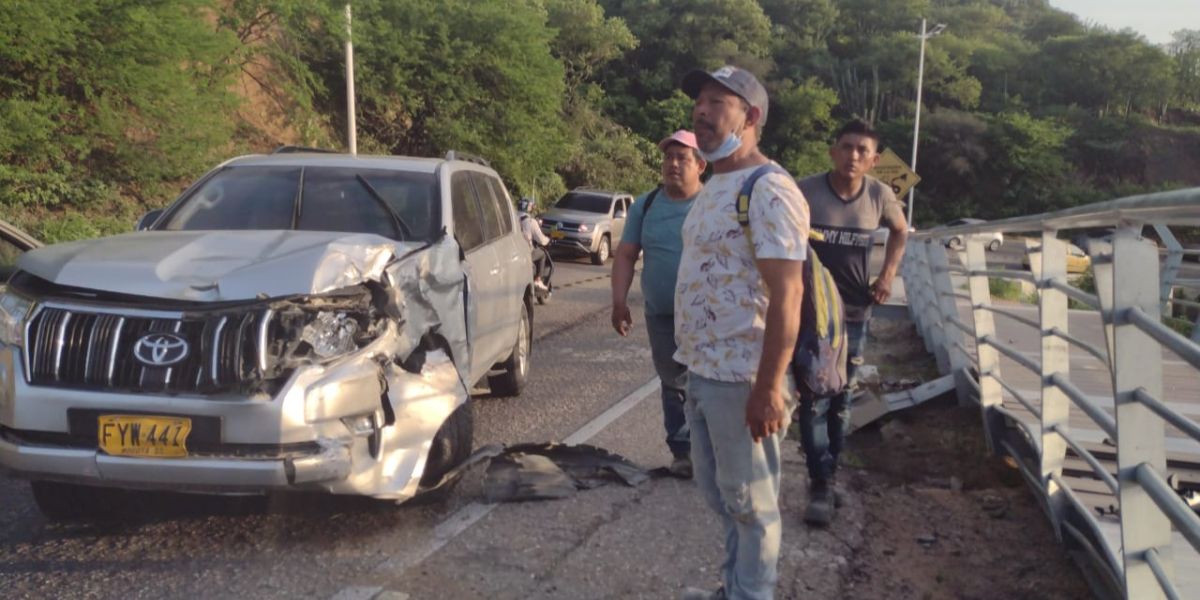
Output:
[{"xmin": 2, "ymin": 0, "xmax": 1199, "ymax": 243}]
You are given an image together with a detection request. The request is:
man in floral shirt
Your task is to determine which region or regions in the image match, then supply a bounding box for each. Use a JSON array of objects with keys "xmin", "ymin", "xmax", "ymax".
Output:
[{"xmin": 674, "ymin": 66, "xmax": 811, "ymax": 600}]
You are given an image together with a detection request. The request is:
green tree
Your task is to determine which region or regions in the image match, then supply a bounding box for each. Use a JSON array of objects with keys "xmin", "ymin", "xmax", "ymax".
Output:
[{"xmin": 0, "ymin": 0, "xmax": 242, "ymax": 240}]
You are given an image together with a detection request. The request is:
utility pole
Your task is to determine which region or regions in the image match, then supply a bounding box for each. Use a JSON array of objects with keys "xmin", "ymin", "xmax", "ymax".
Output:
[
  {"xmin": 345, "ymin": 3, "xmax": 357, "ymax": 155},
  {"xmin": 909, "ymin": 19, "xmax": 946, "ymax": 227}
]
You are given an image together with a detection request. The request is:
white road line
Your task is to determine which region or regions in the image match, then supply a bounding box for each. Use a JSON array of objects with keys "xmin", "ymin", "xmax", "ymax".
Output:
[{"xmin": 335, "ymin": 376, "xmax": 662, "ymax": 598}]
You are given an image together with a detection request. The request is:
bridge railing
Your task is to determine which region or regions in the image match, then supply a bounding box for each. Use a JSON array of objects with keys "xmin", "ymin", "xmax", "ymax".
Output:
[{"xmin": 900, "ymin": 188, "xmax": 1200, "ymax": 600}]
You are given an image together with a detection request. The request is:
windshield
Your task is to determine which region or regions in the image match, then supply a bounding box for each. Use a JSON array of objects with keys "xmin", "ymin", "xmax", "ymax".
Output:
[
  {"xmin": 160, "ymin": 165, "xmax": 439, "ymax": 240},
  {"xmin": 554, "ymin": 193, "xmax": 612, "ymax": 214}
]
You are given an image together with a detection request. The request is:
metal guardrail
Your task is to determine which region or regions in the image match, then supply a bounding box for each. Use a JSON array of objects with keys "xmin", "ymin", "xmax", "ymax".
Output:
[{"xmin": 900, "ymin": 188, "xmax": 1200, "ymax": 600}]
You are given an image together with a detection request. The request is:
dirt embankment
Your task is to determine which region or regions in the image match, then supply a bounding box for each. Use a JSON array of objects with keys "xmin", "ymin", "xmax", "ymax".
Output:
[{"xmin": 838, "ymin": 317, "xmax": 1092, "ymax": 600}]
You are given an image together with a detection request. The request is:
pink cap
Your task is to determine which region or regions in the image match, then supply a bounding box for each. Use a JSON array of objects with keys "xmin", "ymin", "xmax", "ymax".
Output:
[{"xmin": 658, "ymin": 129, "xmax": 698, "ymax": 151}]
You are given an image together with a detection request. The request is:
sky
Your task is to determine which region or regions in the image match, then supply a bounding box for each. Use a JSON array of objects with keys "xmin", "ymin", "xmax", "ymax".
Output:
[{"xmin": 1050, "ymin": 0, "xmax": 1199, "ymax": 45}]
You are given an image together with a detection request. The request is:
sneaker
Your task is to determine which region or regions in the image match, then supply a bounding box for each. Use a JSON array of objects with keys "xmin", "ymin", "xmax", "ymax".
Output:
[
  {"xmin": 803, "ymin": 480, "xmax": 836, "ymax": 527},
  {"xmin": 679, "ymin": 586, "xmax": 726, "ymax": 600},
  {"xmin": 534, "ymin": 280, "xmax": 549, "ymax": 292},
  {"xmin": 669, "ymin": 455, "xmax": 693, "ymax": 479}
]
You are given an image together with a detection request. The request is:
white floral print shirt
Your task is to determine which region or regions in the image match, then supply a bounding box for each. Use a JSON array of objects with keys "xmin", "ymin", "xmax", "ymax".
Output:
[{"xmin": 673, "ymin": 164, "xmax": 810, "ymax": 382}]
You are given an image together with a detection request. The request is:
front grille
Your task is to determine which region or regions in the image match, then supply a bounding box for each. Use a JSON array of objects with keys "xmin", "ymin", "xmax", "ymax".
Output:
[
  {"xmin": 24, "ymin": 306, "xmax": 271, "ymax": 395},
  {"xmin": 540, "ymin": 219, "xmax": 581, "ymax": 232}
]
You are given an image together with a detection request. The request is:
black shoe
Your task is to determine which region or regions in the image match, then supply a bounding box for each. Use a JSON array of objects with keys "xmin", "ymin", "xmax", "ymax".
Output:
[
  {"xmin": 669, "ymin": 456, "xmax": 693, "ymax": 479},
  {"xmin": 804, "ymin": 480, "xmax": 836, "ymax": 527}
]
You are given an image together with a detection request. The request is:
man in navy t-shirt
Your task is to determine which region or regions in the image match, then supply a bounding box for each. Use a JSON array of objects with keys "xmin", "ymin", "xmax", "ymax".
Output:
[{"xmin": 611, "ymin": 129, "xmax": 705, "ymax": 478}]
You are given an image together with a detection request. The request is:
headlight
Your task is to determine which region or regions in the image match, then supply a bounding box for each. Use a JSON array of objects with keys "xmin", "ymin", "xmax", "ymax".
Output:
[
  {"xmin": 300, "ymin": 312, "xmax": 361, "ymax": 359},
  {"xmin": 576, "ymin": 223, "xmax": 590, "ymax": 232},
  {"xmin": 0, "ymin": 292, "xmax": 33, "ymax": 346}
]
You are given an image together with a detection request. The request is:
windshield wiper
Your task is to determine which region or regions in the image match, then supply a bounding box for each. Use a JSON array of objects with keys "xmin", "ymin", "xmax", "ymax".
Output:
[{"xmin": 355, "ymin": 174, "xmax": 413, "ymax": 240}]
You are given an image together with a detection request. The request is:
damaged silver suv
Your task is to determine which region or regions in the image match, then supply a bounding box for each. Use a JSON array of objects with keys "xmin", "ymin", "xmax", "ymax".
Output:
[{"xmin": 0, "ymin": 149, "xmax": 534, "ymax": 516}]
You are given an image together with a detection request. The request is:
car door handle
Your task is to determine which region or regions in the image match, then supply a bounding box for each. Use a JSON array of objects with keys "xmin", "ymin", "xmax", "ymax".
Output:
[
  {"xmin": 509, "ymin": 253, "xmax": 520, "ymax": 262},
  {"xmin": 489, "ymin": 267, "xmax": 500, "ymax": 276}
]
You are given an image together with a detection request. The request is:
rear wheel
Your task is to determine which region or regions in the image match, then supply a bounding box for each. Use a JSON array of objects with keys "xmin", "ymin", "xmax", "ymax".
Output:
[
  {"xmin": 590, "ymin": 235, "xmax": 610, "ymax": 265},
  {"xmin": 488, "ymin": 302, "xmax": 530, "ymax": 396},
  {"xmin": 418, "ymin": 402, "xmax": 474, "ymax": 488},
  {"xmin": 987, "ymin": 239, "xmax": 1002, "ymax": 252},
  {"xmin": 946, "ymin": 236, "xmax": 963, "ymax": 250}
]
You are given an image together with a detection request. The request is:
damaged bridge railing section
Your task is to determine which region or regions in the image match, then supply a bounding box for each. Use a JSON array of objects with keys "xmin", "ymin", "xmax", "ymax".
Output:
[{"xmin": 899, "ymin": 189, "xmax": 1200, "ymax": 600}]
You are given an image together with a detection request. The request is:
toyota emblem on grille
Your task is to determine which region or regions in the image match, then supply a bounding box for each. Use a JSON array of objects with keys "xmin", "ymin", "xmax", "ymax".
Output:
[{"xmin": 132, "ymin": 333, "xmax": 190, "ymax": 367}]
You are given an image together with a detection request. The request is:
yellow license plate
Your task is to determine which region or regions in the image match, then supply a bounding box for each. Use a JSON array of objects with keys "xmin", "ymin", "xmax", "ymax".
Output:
[
  {"xmin": 550, "ymin": 231, "xmax": 566, "ymax": 240},
  {"xmin": 98, "ymin": 415, "xmax": 192, "ymax": 458}
]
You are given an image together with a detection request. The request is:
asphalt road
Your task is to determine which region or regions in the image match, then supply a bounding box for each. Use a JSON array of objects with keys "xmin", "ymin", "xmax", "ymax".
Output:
[{"xmin": 0, "ymin": 257, "xmax": 662, "ymax": 599}]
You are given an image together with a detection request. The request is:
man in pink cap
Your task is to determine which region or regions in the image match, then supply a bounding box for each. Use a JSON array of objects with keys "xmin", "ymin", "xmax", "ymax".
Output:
[{"xmin": 611, "ymin": 129, "xmax": 706, "ymax": 477}]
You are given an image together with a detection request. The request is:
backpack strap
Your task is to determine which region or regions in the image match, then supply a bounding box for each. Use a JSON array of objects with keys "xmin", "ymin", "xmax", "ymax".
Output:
[
  {"xmin": 643, "ymin": 187, "xmax": 662, "ymax": 218},
  {"xmin": 735, "ymin": 164, "xmax": 825, "ymax": 254}
]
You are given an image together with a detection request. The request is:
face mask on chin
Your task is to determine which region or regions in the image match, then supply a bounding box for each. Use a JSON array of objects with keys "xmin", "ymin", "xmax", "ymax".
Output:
[
  {"xmin": 697, "ymin": 132, "xmax": 742, "ymax": 162},
  {"xmin": 697, "ymin": 114, "xmax": 748, "ymax": 163}
]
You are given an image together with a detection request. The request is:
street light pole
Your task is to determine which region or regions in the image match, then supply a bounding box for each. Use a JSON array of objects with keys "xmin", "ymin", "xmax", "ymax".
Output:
[
  {"xmin": 908, "ymin": 19, "xmax": 945, "ymax": 227},
  {"xmin": 345, "ymin": 3, "xmax": 357, "ymax": 155}
]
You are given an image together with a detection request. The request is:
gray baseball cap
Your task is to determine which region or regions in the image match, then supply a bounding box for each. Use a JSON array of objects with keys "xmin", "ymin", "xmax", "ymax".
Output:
[{"xmin": 681, "ymin": 65, "xmax": 769, "ymax": 127}]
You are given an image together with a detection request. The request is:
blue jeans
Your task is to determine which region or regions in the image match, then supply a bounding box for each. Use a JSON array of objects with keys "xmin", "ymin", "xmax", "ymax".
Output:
[
  {"xmin": 686, "ymin": 374, "xmax": 795, "ymax": 600},
  {"xmin": 798, "ymin": 319, "xmax": 867, "ymax": 484},
  {"xmin": 645, "ymin": 313, "xmax": 690, "ymax": 458}
]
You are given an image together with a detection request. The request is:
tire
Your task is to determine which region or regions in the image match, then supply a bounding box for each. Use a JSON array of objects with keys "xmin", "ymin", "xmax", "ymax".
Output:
[
  {"xmin": 418, "ymin": 402, "xmax": 474, "ymax": 488},
  {"xmin": 946, "ymin": 236, "xmax": 963, "ymax": 250},
  {"xmin": 590, "ymin": 235, "xmax": 610, "ymax": 265},
  {"xmin": 987, "ymin": 239, "xmax": 1002, "ymax": 252},
  {"xmin": 488, "ymin": 302, "xmax": 530, "ymax": 397},
  {"xmin": 31, "ymin": 481, "xmax": 115, "ymax": 520}
]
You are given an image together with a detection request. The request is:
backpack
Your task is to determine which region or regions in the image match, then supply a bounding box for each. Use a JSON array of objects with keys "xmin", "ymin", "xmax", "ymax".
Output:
[
  {"xmin": 636, "ymin": 186, "xmax": 661, "ymax": 238},
  {"xmin": 736, "ymin": 164, "xmax": 848, "ymax": 399}
]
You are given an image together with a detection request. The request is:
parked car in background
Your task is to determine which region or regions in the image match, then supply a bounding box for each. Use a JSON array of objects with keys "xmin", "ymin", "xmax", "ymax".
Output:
[
  {"xmin": 539, "ymin": 188, "xmax": 633, "ymax": 265},
  {"xmin": 0, "ymin": 220, "xmax": 40, "ymax": 293},
  {"xmin": 943, "ymin": 218, "xmax": 1003, "ymax": 251},
  {"xmin": 0, "ymin": 148, "xmax": 533, "ymax": 517}
]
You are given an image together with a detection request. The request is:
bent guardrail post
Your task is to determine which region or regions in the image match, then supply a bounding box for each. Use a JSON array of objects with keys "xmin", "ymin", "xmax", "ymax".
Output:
[
  {"xmin": 1154, "ymin": 224, "xmax": 1182, "ymax": 319},
  {"xmin": 964, "ymin": 234, "xmax": 1002, "ymax": 453},
  {"xmin": 929, "ymin": 241, "xmax": 970, "ymax": 404},
  {"xmin": 1037, "ymin": 231, "xmax": 1071, "ymax": 535},
  {"xmin": 1107, "ymin": 225, "xmax": 1175, "ymax": 598}
]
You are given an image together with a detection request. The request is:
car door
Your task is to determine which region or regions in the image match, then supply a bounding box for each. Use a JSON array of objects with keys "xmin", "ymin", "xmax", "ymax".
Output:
[
  {"xmin": 469, "ymin": 171, "xmax": 521, "ymax": 359},
  {"xmin": 450, "ymin": 171, "xmax": 502, "ymax": 382},
  {"xmin": 611, "ymin": 197, "xmax": 629, "ymax": 243},
  {"xmin": 0, "ymin": 220, "xmax": 40, "ymax": 293},
  {"xmin": 475, "ymin": 174, "xmax": 526, "ymax": 332}
]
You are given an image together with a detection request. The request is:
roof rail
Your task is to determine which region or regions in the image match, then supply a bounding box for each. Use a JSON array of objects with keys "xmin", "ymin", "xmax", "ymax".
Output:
[
  {"xmin": 271, "ymin": 145, "xmax": 341, "ymax": 155},
  {"xmin": 445, "ymin": 150, "xmax": 491, "ymax": 167}
]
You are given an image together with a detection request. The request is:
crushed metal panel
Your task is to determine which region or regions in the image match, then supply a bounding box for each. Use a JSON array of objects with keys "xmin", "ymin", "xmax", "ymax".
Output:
[
  {"xmin": 386, "ymin": 237, "xmax": 472, "ymax": 387},
  {"xmin": 329, "ymin": 350, "xmax": 468, "ymax": 499}
]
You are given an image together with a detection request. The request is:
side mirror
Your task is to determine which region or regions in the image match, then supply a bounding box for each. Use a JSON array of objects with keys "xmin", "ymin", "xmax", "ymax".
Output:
[
  {"xmin": 614, "ymin": 209, "xmax": 627, "ymax": 219},
  {"xmin": 136, "ymin": 209, "xmax": 165, "ymax": 231}
]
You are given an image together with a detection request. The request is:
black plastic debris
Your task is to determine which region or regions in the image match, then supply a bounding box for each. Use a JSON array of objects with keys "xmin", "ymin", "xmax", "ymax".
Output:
[{"xmin": 482, "ymin": 443, "xmax": 650, "ymax": 503}]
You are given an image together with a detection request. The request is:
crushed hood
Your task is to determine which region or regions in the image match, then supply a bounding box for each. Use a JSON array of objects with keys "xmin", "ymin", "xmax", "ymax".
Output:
[{"xmin": 17, "ymin": 230, "xmax": 422, "ymax": 301}]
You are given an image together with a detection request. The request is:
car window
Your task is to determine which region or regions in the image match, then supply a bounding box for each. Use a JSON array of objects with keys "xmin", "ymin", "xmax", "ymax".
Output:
[
  {"xmin": 483, "ymin": 176, "xmax": 513, "ymax": 236},
  {"xmin": 297, "ymin": 169, "xmax": 399, "ymax": 238},
  {"xmin": 163, "ymin": 166, "xmax": 299, "ymax": 230},
  {"xmin": 554, "ymin": 192, "xmax": 612, "ymax": 213},
  {"xmin": 160, "ymin": 165, "xmax": 438, "ymax": 240},
  {"xmin": 471, "ymin": 172, "xmax": 505, "ymax": 243},
  {"xmin": 451, "ymin": 172, "xmax": 485, "ymax": 252}
]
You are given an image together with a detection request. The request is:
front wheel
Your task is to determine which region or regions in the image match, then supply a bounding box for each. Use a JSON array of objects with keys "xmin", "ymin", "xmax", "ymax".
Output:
[
  {"xmin": 987, "ymin": 239, "xmax": 1002, "ymax": 252},
  {"xmin": 418, "ymin": 402, "xmax": 474, "ymax": 489},
  {"xmin": 590, "ymin": 235, "xmax": 610, "ymax": 265},
  {"xmin": 488, "ymin": 303, "xmax": 530, "ymax": 396},
  {"xmin": 946, "ymin": 236, "xmax": 963, "ymax": 250}
]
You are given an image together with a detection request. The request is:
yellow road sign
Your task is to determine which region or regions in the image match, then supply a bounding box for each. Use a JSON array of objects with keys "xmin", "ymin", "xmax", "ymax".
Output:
[{"xmin": 869, "ymin": 148, "xmax": 921, "ymax": 199}]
